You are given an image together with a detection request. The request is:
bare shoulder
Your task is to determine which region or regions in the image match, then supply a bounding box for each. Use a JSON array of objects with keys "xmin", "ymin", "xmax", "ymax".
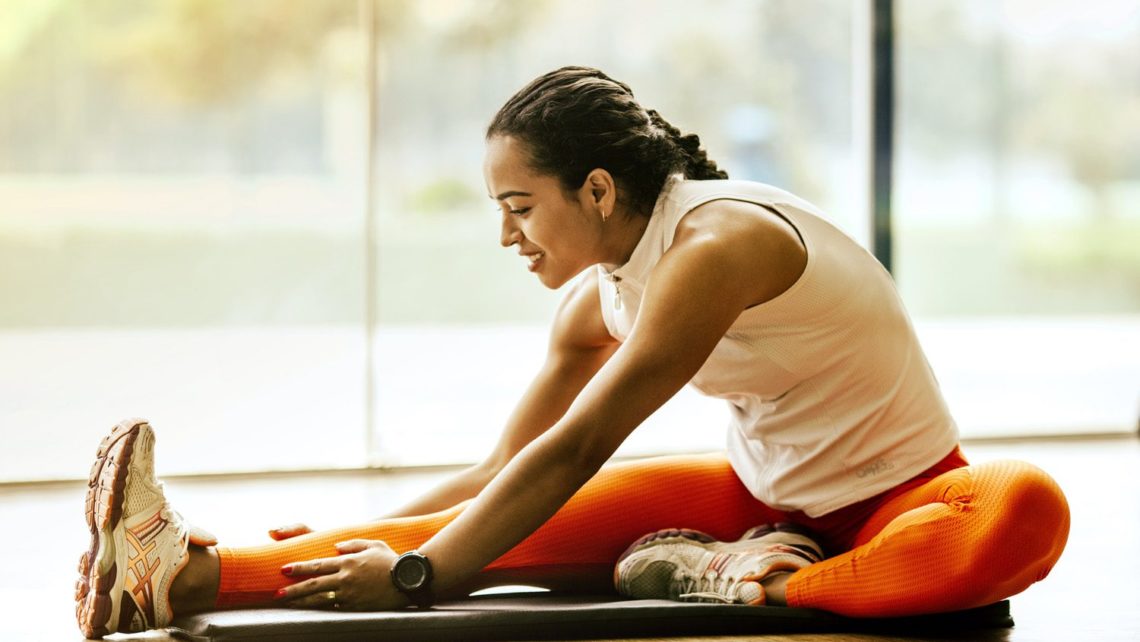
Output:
[
  {"xmin": 550, "ymin": 269, "xmax": 618, "ymax": 353},
  {"xmin": 669, "ymin": 199, "xmax": 808, "ymax": 308}
]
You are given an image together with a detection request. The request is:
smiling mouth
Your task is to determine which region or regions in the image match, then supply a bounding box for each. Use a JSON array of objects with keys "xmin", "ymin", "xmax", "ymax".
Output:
[{"xmin": 524, "ymin": 251, "xmax": 545, "ymax": 271}]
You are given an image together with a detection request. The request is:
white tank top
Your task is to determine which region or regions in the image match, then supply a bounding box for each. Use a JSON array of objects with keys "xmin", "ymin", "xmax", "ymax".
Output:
[{"xmin": 597, "ymin": 177, "xmax": 959, "ymax": 517}]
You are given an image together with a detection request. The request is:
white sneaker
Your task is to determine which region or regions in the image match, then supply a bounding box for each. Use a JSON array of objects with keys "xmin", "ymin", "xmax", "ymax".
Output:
[
  {"xmin": 614, "ymin": 524, "xmax": 824, "ymax": 605},
  {"xmin": 75, "ymin": 419, "xmax": 191, "ymax": 638}
]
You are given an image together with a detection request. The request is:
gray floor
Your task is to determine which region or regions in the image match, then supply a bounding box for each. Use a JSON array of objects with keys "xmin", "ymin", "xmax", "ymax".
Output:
[{"xmin": 2, "ymin": 436, "xmax": 1136, "ymax": 641}]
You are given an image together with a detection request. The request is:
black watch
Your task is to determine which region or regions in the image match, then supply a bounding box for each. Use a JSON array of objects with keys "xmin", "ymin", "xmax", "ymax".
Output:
[{"xmin": 390, "ymin": 550, "xmax": 435, "ymax": 608}]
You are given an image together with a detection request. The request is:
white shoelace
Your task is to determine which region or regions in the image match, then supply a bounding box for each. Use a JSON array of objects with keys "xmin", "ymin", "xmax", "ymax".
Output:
[
  {"xmin": 158, "ymin": 503, "xmax": 189, "ymax": 536},
  {"xmin": 675, "ymin": 570, "xmax": 753, "ymax": 604}
]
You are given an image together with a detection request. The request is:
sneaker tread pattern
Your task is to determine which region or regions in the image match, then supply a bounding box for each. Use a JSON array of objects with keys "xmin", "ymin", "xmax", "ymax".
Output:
[{"xmin": 76, "ymin": 419, "xmax": 148, "ymax": 640}]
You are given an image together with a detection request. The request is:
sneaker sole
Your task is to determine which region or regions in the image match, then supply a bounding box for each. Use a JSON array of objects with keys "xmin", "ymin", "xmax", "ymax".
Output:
[{"xmin": 75, "ymin": 418, "xmax": 149, "ymax": 640}]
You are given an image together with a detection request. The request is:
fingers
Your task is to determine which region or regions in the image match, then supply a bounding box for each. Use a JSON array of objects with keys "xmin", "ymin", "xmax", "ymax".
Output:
[
  {"xmin": 275, "ymin": 578, "xmax": 339, "ymax": 608},
  {"xmin": 334, "ymin": 539, "xmax": 390, "ymax": 555},
  {"xmin": 277, "ymin": 555, "xmax": 344, "ymax": 608},
  {"xmin": 277, "ymin": 540, "xmax": 402, "ymax": 611},
  {"xmin": 188, "ymin": 524, "xmax": 218, "ymax": 547},
  {"xmin": 269, "ymin": 523, "xmax": 313, "ymax": 541},
  {"xmin": 281, "ymin": 556, "xmax": 341, "ymax": 578}
]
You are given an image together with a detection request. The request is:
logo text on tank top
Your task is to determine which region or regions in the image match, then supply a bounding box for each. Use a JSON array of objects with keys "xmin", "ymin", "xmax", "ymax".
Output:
[{"xmin": 856, "ymin": 457, "xmax": 895, "ymax": 478}]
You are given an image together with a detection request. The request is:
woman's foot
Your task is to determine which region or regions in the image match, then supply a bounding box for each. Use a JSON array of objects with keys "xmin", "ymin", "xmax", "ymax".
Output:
[
  {"xmin": 75, "ymin": 419, "xmax": 194, "ymax": 638},
  {"xmin": 613, "ymin": 523, "xmax": 823, "ymax": 606}
]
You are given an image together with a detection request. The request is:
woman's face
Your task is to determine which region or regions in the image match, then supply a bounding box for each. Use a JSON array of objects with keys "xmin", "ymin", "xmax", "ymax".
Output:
[{"xmin": 484, "ymin": 135, "xmax": 604, "ymax": 289}]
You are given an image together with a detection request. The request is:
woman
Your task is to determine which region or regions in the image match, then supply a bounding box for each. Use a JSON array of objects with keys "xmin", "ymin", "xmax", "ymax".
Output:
[{"xmin": 75, "ymin": 66, "xmax": 1069, "ymax": 638}]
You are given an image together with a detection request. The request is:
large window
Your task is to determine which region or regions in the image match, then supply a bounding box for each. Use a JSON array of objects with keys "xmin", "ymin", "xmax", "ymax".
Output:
[
  {"xmin": 0, "ymin": 0, "xmax": 856, "ymax": 480},
  {"xmin": 897, "ymin": 0, "xmax": 1140, "ymax": 436},
  {"xmin": 9, "ymin": 1, "xmax": 1130, "ymax": 483}
]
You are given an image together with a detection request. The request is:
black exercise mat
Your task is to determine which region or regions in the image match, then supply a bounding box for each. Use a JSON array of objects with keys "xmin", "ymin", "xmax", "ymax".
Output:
[{"xmin": 168, "ymin": 594, "xmax": 1013, "ymax": 641}]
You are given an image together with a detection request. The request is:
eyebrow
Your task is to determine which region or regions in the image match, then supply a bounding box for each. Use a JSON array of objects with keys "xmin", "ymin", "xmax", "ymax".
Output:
[{"xmin": 491, "ymin": 190, "xmax": 532, "ymax": 201}]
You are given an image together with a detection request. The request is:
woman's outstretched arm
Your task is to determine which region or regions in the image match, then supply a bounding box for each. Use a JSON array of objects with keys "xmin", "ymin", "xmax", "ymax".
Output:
[
  {"xmin": 277, "ymin": 201, "xmax": 804, "ymax": 609},
  {"xmin": 378, "ymin": 270, "xmax": 619, "ymax": 520}
]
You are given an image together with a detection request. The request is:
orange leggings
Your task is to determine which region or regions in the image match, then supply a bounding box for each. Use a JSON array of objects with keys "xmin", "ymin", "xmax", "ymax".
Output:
[{"xmin": 215, "ymin": 447, "xmax": 1069, "ymax": 616}]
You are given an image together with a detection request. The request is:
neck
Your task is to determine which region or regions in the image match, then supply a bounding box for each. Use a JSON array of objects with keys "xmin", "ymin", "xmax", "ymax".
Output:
[{"xmin": 600, "ymin": 214, "xmax": 651, "ymax": 271}]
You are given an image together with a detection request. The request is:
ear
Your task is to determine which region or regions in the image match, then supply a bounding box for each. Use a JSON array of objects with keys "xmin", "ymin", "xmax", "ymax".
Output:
[{"xmin": 581, "ymin": 168, "xmax": 616, "ymax": 218}]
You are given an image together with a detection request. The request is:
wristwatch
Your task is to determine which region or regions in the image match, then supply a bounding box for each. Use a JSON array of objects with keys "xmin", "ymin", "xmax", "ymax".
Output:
[{"xmin": 390, "ymin": 550, "xmax": 435, "ymax": 608}]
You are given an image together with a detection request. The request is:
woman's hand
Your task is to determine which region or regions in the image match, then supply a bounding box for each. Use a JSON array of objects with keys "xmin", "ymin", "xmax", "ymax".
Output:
[
  {"xmin": 187, "ymin": 524, "xmax": 218, "ymax": 547},
  {"xmin": 275, "ymin": 540, "xmax": 410, "ymax": 611},
  {"xmin": 268, "ymin": 523, "xmax": 313, "ymax": 541}
]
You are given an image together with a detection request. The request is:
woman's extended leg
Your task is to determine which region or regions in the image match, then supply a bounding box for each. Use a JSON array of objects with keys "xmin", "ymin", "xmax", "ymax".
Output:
[
  {"xmin": 80, "ymin": 418, "xmax": 797, "ymax": 638},
  {"xmin": 207, "ymin": 452, "xmax": 788, "ymax": 608},
  {"xmin": 784, "ymin": 460, "xmax": 1070, "ymax": 617}
]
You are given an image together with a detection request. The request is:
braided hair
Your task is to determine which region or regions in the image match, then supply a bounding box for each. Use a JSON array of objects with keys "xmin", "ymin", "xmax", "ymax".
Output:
[{"xmin": 487, "ymin": 66, "xmax": 728, "ymax": 217}]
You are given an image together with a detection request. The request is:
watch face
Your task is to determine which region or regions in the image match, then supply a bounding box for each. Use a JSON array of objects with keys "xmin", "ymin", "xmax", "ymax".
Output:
[{"xmin": 394, "ymin": 556, "xmax": 428, "ymax": 590}]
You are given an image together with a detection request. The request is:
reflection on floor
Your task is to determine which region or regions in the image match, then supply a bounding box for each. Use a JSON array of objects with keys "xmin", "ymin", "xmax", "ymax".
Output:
[{"xmin": 1, "ymin": 436, "xmax": 1135, "ymax": 641}]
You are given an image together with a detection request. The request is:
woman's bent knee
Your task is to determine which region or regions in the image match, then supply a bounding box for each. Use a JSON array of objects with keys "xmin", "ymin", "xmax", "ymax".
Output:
[{"xmin": 973, "ymin": 461, "xmax": 1070, "ymax": 588}]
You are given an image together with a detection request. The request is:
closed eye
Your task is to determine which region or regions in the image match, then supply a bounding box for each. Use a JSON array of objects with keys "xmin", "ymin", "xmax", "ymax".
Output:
[{"xmin": 509, "ymin": 207, "xmax": 532, "ymax": 216}]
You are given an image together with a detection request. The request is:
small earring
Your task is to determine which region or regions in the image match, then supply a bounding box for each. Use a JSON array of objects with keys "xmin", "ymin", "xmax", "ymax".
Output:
[{"xmin": 601, "ymin": 209, "xmax": 608, "ymax": 223}]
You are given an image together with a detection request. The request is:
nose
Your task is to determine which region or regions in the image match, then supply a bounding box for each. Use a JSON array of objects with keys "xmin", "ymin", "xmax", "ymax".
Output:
[{"xmin": 500, "ymin": 211, "xmax": 522, "ymax": 248}]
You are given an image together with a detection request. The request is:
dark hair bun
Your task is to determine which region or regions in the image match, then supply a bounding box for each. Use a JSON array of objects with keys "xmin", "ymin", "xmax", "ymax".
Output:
[{"xmin": 488, "ymin": 67, "xmax": 727, "ymax": 216}]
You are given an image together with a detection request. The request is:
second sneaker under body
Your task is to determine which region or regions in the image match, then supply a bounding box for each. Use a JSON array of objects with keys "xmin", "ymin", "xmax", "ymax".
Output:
[{"xmin": 614, "ymin": 523, "xmax": 825, "ymax": 605}]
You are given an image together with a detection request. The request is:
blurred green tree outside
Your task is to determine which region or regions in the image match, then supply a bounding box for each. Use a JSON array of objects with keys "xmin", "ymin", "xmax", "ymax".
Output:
[{"xmin": 0, "ymin": 0, "xmax": 1137, "ymax": 328}]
